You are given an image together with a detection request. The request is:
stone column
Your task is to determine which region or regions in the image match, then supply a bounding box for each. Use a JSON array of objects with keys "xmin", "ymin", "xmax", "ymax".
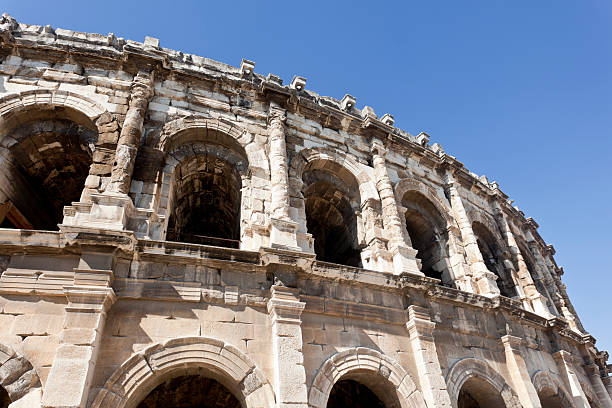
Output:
[
  {"xmin": 444, "ymin": 174, "xmax": 498, "ymax": 295},
  {"xmin": 527, "ymin": 240, "xmax": 559, "ymax": 315},
  {"xmin": 405, "ymin": 305, "xmax": 452, "ymax": 408},
  {"xmin": 585, "ymin": 364, "xmax": 612, "ymax": 408},
  {"xmin": 371, "ymin": 141, "xmax": 420, "ymax": 275},
  {"xmin": 602, "ymin": 376, "xmax": 612, "ymax": 400},
  {"xmin": 493, "ymin": 202, "xmax": 550, "ymax": 316},
  {"xmin": 267, "ymin": 285, "xmax": 308, "ymax": 408},
  {"xmin": 42, "ymin": 251, "xmax": 116, "ymax": 408},
  {"xmin": 107, "ymin": 70, "xmax": 154, "ymax": 194},
  {"xmin": 267, "ymin": 105, "xmax": 300, "ymax": 250},
  {"xmin": 554, "ymin": 350, "xmax": 591, "ymax": 408},
  {"xmin": 501, "ymin": 335, "xmax": 542, "ymax": 408}
]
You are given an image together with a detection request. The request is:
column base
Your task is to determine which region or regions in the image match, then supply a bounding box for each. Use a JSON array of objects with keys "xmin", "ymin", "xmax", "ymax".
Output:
[
  {"xmin": 269, "ymin": 218, "xmax": 302, "ymax": 252},
  {"xmin": 390, "ymin": 244, "xmax": 422, "ymax": 276}
]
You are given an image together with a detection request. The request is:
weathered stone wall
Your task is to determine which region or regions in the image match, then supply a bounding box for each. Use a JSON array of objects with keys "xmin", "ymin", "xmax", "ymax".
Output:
[{"xmin": 0, "ymin": 13, "xmax": 608, "ymax": 408}]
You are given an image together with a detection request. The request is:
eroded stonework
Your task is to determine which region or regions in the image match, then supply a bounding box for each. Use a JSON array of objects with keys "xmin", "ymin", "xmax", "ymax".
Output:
[{"xmin": 0, "ymin": 12, "xmax": 609, "ymax": 408}]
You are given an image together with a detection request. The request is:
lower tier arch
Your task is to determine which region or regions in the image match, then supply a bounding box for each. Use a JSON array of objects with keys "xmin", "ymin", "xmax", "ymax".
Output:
[{"xmin": 90, "ymin": 336, "xmax": 275, "ymax": 408}]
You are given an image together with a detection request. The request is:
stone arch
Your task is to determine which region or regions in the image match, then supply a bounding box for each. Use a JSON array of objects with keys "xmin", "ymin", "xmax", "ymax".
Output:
[
  {"xmin": 157, "ymin": 116, "xmax": 248, "ymax": 153},
  {"xmin": 465, "ymin": 207, "xmax": 504, "ymax": 245},
  {"xmin": 154, "ymin": 117, "xmax": 255, "ymax": 247},
  {"xmin": 288, "ymin": 147, "xmax": 378, "ymax": 202},
  {"xmin": 446, "ymin": 357, "xmax": 523, "ymax": 408},
  {"xmin": 393, "ymin": 178, "xmax": 455, "ymax": 228},
  {"xmin": 308, "ymin": 347, "xmax": 427, "ymax": 408},
  {"xmin": 394, "ymin": 178, "xmax": 462, "ymax": 285},
  {"xmin": 90, "ymin": 336, "xmax": 275, "ymax": 408},
  {"xmin": 288, "ymin": 147, "xmax": 378, "ymax": 266},
  {"xmin": 531, "ymin": 370, "xmax": 574, "ymax": 408},
  {"xmin": 0, "ymin": 343, "xmax": 41, "ymax": 406},
  {"xmin": 0, "ymin": 89, "xmax": 109, "ymax": 133},
  {"xmin": 0, "ymin": 90, "xmax": 117, "ymax": 229}
]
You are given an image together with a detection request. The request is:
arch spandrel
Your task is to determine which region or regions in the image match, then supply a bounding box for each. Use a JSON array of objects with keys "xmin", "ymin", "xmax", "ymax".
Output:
[
  {"xmin": 90, "ymin": 336, "xmax": 275, "ymax": 408},
  {"xmin": 308, "ymin": 347, "xmax": 427, "ymax": 408},
  {"xmin": 445, "ymin": 357, "xmax": 523, "ymax": 408}
]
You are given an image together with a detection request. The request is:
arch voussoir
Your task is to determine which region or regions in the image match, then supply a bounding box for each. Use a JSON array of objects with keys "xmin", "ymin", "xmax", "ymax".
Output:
[
  {"xmin": 308, "ymin": 347, "xmax": 427, "ymax": 408},
  {"xmin": 91, "ymin": 336, "xmax": 274, "ymax": 408}
]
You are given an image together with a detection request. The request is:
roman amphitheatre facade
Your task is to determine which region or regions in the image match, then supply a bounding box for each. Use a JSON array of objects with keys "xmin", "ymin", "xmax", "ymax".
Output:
[{"xmin": 0, "ymin": 13, "xmax": 608, "ymax": 408}]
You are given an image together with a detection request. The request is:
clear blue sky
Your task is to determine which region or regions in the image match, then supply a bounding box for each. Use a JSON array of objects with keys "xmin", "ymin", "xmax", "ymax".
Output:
[{"xmin": 4, "ymin": 1, "xmax": 611, "ymax": 352}]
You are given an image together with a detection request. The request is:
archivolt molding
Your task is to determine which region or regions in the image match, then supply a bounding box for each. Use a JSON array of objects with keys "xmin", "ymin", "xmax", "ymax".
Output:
[
  {"xmin": 157, "ymin": 115, "xmax": 249, "ymax": 153},
  {"xmin": 466, "ymin": 206, "xmax": 505, "ymax": 244},
  {"xmin": 394, "ymin": 177, "xmax": 456, "ymax": 228},
  {"xmin": 531, "ymin": 370, "xmax": 574, "ymax": 408},
  {"xmin": 0, "ymin": 342, "xmax": 41, "ymax": 404},
  {"xmin": 288, "ymin": 147, "xmax": 378, "ymax": 202},
  {"xmin": 445, "ymin": 357, "xmax": 523, "ymax": 408},
  {"xmin": 90, "ymin": 336, "xmax": 275, "ymax": 408},
  {"xmin": 0, "ymin": 89, "xmax": 111, "ymax": 137},
  {"xmin": 308, "ymin": 347, "xmax": 427, "ymax": 408}
]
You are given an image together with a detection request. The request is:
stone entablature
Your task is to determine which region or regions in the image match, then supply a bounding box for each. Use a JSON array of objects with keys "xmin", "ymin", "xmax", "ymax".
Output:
[{"xmin": 0, "ymin": 13, "xmax": 608, "ymax": 408}]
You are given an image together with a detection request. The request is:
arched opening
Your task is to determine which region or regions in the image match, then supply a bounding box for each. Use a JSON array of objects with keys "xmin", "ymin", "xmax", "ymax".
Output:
[
  {"xmin": 136, "ymin": 374, "xmax": 242, "ymax": 408},
  {"xmin": 303, "ymin": 168, "xmax": 362, "ymax": 267},
  {"xmin": 457, "ymin": 376, "xmax": 506, "ymax": 408},
  {"xmin": 538, "ymin": 390, "xmax": 567, "ymax": 408},
  {"xmin": 401, "ymin": 191, "xmax": 450, "ymax": 282},
  {"xmin": 472, "ymin": 221, "xmax": 517, "ymax": 298},
  {"xmin": 0, "ymin": 386, "xmax": 10, "ymax": 408},
  {"xmin": 327, "ymin": 379, "xmax": 385, "ymax": 408},
  {"xmin": 166, "ymin": 153, "xmax": 242, "ymax": 248},
  {"xmin": 0, "ymin": 109, "xmax": 96, "ymax": 230}
]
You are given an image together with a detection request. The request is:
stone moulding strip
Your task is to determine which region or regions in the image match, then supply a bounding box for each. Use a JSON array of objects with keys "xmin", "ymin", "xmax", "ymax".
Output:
[
  {"xmin": 308, "ymin": 347, "xmax": 428, "ymax": 408},
  {"xmin": 445, "ymin": 357, "xmax": 523, "ymax": 408},
  {"xmin": 90, "ymin": 336, "xmax": 276, "ymax": 408},
  {"xmin": 137, "ymin": 239, "xmax": 260, "ymax": 265}
]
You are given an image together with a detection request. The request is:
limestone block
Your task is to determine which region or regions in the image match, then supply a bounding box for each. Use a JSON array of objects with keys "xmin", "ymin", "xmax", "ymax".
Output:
[{"xmin": 12, "ymin": 314, "xmax": 63, "ymax": 337}]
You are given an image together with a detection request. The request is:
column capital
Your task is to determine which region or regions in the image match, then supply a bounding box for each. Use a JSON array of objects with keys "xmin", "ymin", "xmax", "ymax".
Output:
[
  {"xmin": 267, "ymin": 285, "xmax": 305, "ymax": 324},
  {"xmin": 268, "ymin": 105, "xmax": 287, "ymax": 127},
  {"xmin": 64, "ymin": 286, "xmax": 116, "ymax": 313},
  {"xmin": 501, "ymin": 334, "xmax": 523, "ymax": 350},
  {"xmin": 406, "ymin": 305, "xmax": 436, "ymax": 337},
  {"xmin": 370, "ymin": 139, "xmax": 387, "ymax": 156}
]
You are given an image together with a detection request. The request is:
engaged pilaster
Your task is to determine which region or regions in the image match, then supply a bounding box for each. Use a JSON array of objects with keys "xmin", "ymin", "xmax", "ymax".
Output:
[
  {"xmin": 553, "ymin": 350, "xmax": 591, "ymax": 408},
  {"xmin": 267, "ymin": 105, "xmax": 300, "ymax": 250},
  {"xmin": 493, "ymin": 202, "xmax": 550, "ymax": 316},
  {"xmin": 585, "ymin": 364, "xmax": 612, "ymax": 407},
  {"xmin": 371, "ymin": 141, "xmax": 420, "ymax": 275},
  {"xmin": 500, "ymin": 335, "xmax": 542, "ymax": 408},
  {"xmin": 267, "ymin": 285, "xmax": 308, "ymax": 408},
  {"xmin": 444, "ymin": 174, "xmax": 498, "ymax": 295},
  {"xmin": 42, "ymin": 250, "xmax": 116, "ymax": 408},
  {"xmin": 405, "ymin": 305, "xmax": 452, "ymax": 407},
  {"xmin": 107, "ymin": 70, "xmax": 154, "ymax": 194}
]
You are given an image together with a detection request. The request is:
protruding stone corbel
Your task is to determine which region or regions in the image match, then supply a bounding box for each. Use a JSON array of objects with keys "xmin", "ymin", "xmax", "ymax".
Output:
[
  {"xmin": 341, "ymin": 94, "xmax": 356, "ymax": 111},
  {"xmin": 416, "ymin": 131, "xmax": 430, "ymax": 146},
  {"xmin": 380, "ymin": 113, "xmax": 394, "ymax": 126},
  {"xmin": 240, "ymin": 58, "xmax": 255, "ymax": 76},
  {"xmin": 290, "ymin": 75, "xmax": 306, "ymax": 91}
]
